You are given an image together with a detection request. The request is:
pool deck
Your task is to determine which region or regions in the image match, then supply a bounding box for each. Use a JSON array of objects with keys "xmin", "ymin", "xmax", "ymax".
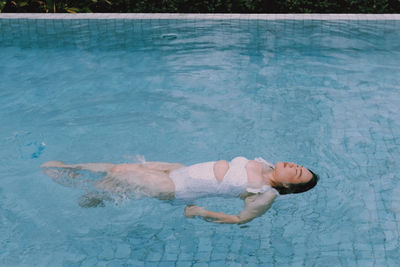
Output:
[{"xmin": 1, "ymin": 13, "xmax": 400, "ymax": 20}]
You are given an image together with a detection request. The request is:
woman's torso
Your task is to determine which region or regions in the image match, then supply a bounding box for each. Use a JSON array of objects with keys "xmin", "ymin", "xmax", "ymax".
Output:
[{"xmin": 169, "ymin": 156, "xmax": 273, "ymax": 199}]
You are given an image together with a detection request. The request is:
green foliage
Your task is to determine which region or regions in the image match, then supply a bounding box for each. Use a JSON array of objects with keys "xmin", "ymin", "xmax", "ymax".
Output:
[{"xmin": 1, "ymin": 0, "xmax": 399, "ymax": 13}]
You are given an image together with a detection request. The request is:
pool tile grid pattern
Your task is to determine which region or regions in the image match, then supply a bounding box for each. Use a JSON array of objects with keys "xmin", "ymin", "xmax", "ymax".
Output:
[
  {"xmin": 1, "ymin": 18, "xmax": 399, "ymax": 51},
  {"xmin": 1, "ymin": 16, "xmax": 400, "ymax": 266}
]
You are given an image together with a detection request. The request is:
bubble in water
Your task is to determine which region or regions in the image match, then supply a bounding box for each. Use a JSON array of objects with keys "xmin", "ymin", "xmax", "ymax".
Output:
[
  {"xmin": 31, "ymin": 142, "xmax": 46, "ymax": 159},
  {"xmin": 14, "ymin": 131, "xmax": 46, "ymax": 159}
]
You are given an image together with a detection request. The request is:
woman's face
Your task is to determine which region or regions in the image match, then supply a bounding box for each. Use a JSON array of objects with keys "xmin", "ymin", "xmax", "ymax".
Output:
[{"xmin": 273, "ymin": 162, "xmax": 313, "ymax": 186}]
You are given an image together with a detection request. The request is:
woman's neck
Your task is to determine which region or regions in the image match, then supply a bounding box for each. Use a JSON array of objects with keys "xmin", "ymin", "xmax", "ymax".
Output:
[{"xmin": 262, "ymin": 168, "xmax": 275, "ymax": 187}]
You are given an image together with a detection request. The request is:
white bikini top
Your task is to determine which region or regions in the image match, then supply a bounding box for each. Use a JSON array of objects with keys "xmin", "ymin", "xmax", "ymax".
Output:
[
  {"xmin": 177, "ymin": 157, "xmax": 248, "ymax": 197},
  {"xmin": 222, "ymin": 156, "xmax": 249, "ymax": 191}
]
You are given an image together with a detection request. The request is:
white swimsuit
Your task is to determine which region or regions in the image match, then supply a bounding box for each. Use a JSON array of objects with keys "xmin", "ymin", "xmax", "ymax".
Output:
[{"xmin": 169, "ymin": 156, "xmax": 279, "ymax": 199}]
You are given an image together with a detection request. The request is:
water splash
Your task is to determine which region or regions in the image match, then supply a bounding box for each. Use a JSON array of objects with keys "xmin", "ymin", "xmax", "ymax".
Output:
[{"xmin": 123, "ymin": 154, "xmax": 146, "ymax": 163}]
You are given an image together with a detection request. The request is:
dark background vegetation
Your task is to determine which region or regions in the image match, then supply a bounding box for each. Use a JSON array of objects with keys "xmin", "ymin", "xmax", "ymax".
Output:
[{"xmin": 1, "ymin": 0, "xmax": 400, "ymax": 13}]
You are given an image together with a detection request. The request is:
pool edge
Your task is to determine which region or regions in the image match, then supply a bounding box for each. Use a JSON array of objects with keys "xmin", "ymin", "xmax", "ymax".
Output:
[{"xmin": 1, "ymin": 13, "xmax": 400, "ymax": 20}]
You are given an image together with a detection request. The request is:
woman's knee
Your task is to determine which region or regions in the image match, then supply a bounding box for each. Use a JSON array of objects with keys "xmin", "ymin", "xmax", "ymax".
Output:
[{"xmin": 110, "ymin": 164, "xmax": 140, "ymax": 173}]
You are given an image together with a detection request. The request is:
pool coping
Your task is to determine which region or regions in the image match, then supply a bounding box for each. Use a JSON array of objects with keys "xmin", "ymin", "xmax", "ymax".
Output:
[{"xmin": 0, "ymin": 13, "xmax": 400, "ymax": 20}]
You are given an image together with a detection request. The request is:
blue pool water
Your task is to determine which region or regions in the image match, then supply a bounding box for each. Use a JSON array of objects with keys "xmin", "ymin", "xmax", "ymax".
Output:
[{"xmin": 1, "ymin": 18, "xmax": 400, "ymax": 266}]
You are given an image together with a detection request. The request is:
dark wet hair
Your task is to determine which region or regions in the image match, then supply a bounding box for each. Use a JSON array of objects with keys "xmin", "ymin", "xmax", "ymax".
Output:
[{"xmin": 275, "ymin": 169, "xmax": 319, "ymax": 195}]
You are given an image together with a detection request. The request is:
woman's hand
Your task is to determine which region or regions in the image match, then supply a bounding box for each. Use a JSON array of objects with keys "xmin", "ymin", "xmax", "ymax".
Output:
[{"xmin": 184, "ymin": 205, "xmax": 206, "ymax": 218}]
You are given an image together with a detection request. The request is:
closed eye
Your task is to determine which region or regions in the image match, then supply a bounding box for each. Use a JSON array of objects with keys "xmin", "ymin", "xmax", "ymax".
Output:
[{"xmin": 295, "ymin": 168, "xmax": 302, "ymax": 179}]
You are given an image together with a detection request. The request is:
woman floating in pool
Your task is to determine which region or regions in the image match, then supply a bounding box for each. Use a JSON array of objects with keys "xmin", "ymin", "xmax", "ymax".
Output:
[{"xmin": 41, "ymin": 157, "xmax": 318, "ymax": 224}]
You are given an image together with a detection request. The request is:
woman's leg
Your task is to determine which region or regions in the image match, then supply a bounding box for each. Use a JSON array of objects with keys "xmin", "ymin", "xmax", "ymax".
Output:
[
  {"xmin": 41, "ymin": 161, "xmax": 183, "ymax": 174},
  {"xmin": 41, "ymin": 161, "xmax": 115, "ymax": 173},
  {"xmin": 97, "ymin": 163, "xmax": 177, "ymax": 200},
  {"xmin": 122, "ymin": 162, "xmax": 184, "ymax": 174},
  {"xmin": 42, "ymin": 161, "xmax": 181, "ymax": 200}
]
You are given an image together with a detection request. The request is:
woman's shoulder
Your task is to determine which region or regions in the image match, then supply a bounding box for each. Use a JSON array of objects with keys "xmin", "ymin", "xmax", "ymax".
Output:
[
  {"xmin": 246, "ymin": 160, "xmax": 263, "ymax": 169},
  {"xmin": 253, "ymin": 157, "xmax": 275, "ymax": 169},
  {"xmin": 230, "ymin": 156, "xmax": 251, "ymax": 166},
  {"xmin": 231, "ymin": 157, "xmax": 274, "ymax": 167}
]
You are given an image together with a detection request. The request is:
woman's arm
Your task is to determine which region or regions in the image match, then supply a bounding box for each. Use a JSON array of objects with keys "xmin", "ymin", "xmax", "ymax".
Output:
[
  {"xmin": 185, "ymin": 206, "xmax": 241, "ymax": 223},
  {"xmin": 184, "ymin": 190, "xmax": 277, "ymax": 224}
]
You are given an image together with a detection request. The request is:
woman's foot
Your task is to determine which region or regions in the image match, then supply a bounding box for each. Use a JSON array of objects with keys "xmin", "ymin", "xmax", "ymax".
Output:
[
  {"xmin": 41, "ymin": 161, "xmax": 81, "ymax": 179},
  {"xmin": 41, "ymin": 161, "xmax": 66, "ymax": 168}
]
